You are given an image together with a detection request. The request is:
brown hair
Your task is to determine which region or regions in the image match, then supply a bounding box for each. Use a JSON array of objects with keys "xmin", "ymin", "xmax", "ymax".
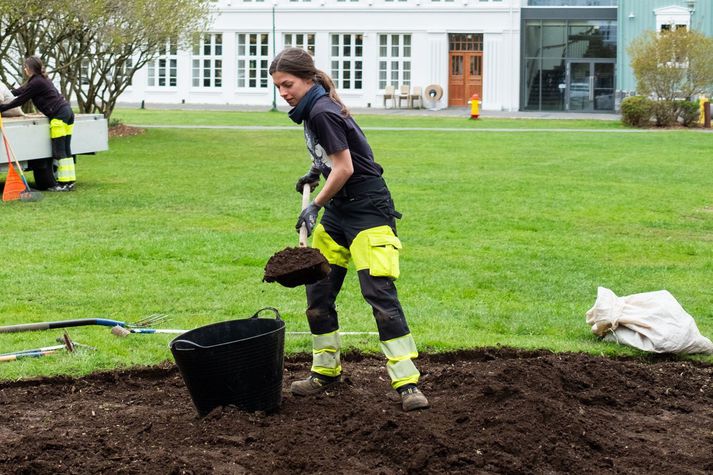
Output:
[
  {"xmin": 24, "ymin": 56, "xmax": 48, "ymax": 79},
  {"xmin": 269, "ymin": 48, "xmax": 350, "ymax": 117}
]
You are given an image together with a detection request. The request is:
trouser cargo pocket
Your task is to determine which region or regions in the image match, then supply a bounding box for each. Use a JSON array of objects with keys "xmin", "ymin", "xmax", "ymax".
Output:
[{"xmin": 368, "ymin": 234, "xmax": 402, "ymax": 279}]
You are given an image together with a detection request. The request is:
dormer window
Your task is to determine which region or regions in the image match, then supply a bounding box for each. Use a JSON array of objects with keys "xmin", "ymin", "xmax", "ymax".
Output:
[{"xmin": 654, "ymin": 5, "xmax": 691, "ymax": 33}]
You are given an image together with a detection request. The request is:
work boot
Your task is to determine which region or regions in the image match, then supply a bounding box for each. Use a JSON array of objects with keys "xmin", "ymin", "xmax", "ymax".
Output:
[
  {"xmin": 399, "ymin": 386, "xmax": 430, "ymax": 411},
  {"xmin": 47, "ymin": 183, "xmax": 71, "ymax": 192},
  {"xmin": 290, "ymin": 373, "xmax": 340, "ymax": 396}
]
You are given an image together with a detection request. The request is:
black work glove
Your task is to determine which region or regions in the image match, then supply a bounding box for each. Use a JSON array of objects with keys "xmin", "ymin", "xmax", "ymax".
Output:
[
  {"xmin": 296, "ymin": 201, "xmax": 322, "ymax": 236},
  {"xmin": 295, "ymin": 168, "xmax": 321, "ymax": 193}
]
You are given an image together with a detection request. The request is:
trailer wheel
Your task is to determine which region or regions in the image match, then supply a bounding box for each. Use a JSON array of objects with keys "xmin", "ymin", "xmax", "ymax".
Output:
[{"xmin": 29, "ymin": 158, "xmax": 58, "ymax": 190}]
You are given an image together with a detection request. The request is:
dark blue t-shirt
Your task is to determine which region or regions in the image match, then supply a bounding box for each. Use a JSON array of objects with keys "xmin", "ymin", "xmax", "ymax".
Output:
[{"xmin": 304, "ymin": 96, "xmax": 383, "ymax": 183}]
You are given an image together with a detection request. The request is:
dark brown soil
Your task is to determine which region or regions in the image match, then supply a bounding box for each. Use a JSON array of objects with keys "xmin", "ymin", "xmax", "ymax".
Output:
[
  {"xmin": 263, "ymin": 246, "xmax": 330, "ymax": 287},
  {"xmin": 1, "ymin": 349, "xmax": 712, "ymax": 474},
  {"xmin": 109, "ymin": 124, "xmax": 145, "ymax": 138}
]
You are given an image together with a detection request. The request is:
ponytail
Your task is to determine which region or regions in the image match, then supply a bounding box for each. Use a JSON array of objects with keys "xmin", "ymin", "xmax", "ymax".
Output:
[{"xmin": 314, "ymin": 69, "xmax": 350, "ymax": 117}]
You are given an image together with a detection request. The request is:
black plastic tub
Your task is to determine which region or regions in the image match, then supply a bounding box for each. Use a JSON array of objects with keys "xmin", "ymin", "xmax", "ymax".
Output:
[{"xmin": 169, "ymin": 307, "xmax": 285, "ymax": 416}]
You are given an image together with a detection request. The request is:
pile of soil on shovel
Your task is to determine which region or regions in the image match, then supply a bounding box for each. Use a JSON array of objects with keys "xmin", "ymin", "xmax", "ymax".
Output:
[
  {"xmin": 263, "ymin": 246, "xmax": 329, "ymax": 286},
  {"xmin": 1, "ymin": 349, "xmax": 712, "ymax": 474}
]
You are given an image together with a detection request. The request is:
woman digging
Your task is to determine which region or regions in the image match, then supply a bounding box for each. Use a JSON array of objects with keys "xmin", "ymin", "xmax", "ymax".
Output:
[{"xmin": 270, "ymin": 48, "xmax": 429, "ymax": 412}]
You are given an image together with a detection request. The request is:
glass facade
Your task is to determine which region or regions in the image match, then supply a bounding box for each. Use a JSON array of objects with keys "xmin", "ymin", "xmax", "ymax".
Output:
[{"xmin": 523, "ymin": 20, "xmax": 616, "ymax": 111}]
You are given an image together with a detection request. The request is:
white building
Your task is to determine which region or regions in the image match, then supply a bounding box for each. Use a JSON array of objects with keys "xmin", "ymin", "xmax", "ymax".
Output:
[{"xmin": 118, "ymin": 0, "xmax": 521, "ymax": 111}]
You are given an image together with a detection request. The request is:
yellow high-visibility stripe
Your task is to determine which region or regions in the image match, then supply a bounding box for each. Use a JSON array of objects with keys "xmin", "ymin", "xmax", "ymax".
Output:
[
  {"xmin": 388, "ymin": 360, "xmax": 420, "ymax": 389},
  {"xmin": 380, "ymin": 333, "xmax": 420, "ymax": 389},
  {"xmin": 380, "ymin": 333, "xmax": 418, "ymax": 359},
  {"xmin": 312, "ymin": 224, "xmax": 350, "ymax": 268},
  {"xmin": 56, "ymin": 157, "xmax": 76, "ymax": 182},
  {"xmin": 311, "ymin": 330, "xmax": 341, "ymax": 378}
]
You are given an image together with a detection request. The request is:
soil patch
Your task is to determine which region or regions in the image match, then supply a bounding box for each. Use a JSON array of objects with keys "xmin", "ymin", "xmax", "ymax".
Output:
[
  {"xmin": 1, "ymin": 349, "xmax": 712, "ymax": 474},
  {"xmin": 109, "ymin": 124, "xmax": 145, "ymax": 138},
  {"xmin": 263, "ymin": 246, "xmax": 330, "ymax": 287}
]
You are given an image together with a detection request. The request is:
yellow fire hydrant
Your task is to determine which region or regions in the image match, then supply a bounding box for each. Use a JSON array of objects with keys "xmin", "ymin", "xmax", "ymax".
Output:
[
  {"xmin": 468, "ymin": 93, "xmax": 480, "ymax": 120},
  {"xmin": 699, "ymin": 96, "xmax": 708, "ymax": 126}
]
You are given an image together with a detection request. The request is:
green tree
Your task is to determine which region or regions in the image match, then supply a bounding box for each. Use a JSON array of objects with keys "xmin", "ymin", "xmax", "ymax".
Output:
[
  {"xmin": 629, "ymin": 28, "xmax": 713, "ymax": 102},
  {"xmin": 0, "ymin": 0, "xmax": 212, "ymax": 119}
]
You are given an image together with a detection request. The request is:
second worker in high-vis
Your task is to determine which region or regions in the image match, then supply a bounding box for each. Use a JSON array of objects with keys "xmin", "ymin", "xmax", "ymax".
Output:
[
  {"xmin": 0, "ymin": 56, "xmax": 76, "ymax": 192},
  {"xmin": 270, "ymin": 48, "xmax": 429, "ymax": 412}
]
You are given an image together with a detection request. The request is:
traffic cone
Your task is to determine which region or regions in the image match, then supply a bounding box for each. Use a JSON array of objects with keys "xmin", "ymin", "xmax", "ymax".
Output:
[{"xmin": 2, "ymin": 162, "xmax": 26, "ymax": 202}]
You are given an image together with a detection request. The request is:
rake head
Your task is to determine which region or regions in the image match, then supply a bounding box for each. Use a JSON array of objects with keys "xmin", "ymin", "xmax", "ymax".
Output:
[
  {"xmin": 19, "ymin": 190, "xmax": 44, "ymax": 202},
  {"xmin": 129, "ymin": 314, "xmax": 169, "ymax": 328}
]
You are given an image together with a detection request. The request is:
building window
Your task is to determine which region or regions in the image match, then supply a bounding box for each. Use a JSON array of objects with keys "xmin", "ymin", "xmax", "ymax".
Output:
[
  {"xmin": 378, "ymin": 34, "xmax": 411, "ymax": 89},
  {"xmin": 117, "ymin": 56, "xmax": 133, "ymax": 87},
  {"xmin": 284, "ymin": 33, "xmax": 315, "ymax": 55},
  {"xmin": 148, "ymin": 39, "xmax": 177, "ymax": 87},
  {"xmin": 192, "ymin": 33, "xmax": 223, "ymax": 88},
  {"xmin": 566, "ymin": 22, "xmax": 617, "ymax": 59},
  {"xmin": 237, "ymin": 33, "xmax": 270, "ymax": 88},
  {"xmin": 330, "ymin": 34, "xmax": 363, "ymax": 90},
  {"xmin": 523, "ymin": 20, "xmax": 616, "ymax": 111},
  {"xmin": 449, "ymin": 33, "xmax": 483, "ymax": 52}
]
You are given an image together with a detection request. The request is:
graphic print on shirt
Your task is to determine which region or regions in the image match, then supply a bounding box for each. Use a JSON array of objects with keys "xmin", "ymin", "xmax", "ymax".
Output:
[{"xmin": 304, "ymin": 125, "xmax": 333, "ymax": 176}]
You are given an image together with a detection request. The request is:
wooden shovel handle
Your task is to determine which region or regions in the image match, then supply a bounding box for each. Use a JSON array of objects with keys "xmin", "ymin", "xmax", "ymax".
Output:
[{"xmin": 299, "ymin": 184, "xmax": 311, "ymax": 247}]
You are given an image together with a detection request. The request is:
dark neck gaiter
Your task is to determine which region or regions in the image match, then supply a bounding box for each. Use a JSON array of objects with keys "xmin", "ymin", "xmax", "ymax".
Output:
[{"xmin": 288, "ymin": 84, "xmax": 328, "ymax": 124}]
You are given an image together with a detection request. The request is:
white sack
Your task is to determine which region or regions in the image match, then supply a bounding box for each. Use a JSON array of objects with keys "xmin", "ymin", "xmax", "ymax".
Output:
[
  {"xmin": 0, "ymin": 83, "xmax": 25, "ymax": 117},
  {"xmin": 585, "ymin": 286, "xmax": 713, "ymax": 354}
]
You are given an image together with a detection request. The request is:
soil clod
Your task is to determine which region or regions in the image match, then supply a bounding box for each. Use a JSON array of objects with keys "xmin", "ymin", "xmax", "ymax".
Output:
[{"xmin": 263, "ymin": 246, "xmax": 330, "ymax": 287}]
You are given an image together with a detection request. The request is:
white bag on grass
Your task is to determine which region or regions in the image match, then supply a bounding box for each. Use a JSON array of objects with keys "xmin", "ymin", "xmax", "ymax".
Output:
[{"xmin": 585, "ymin": 286, "xmax": 713, "ymax": 354}]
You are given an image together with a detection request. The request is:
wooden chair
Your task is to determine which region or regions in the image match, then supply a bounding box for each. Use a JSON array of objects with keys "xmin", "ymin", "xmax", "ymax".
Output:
[
  {"xmin": 383, "ymin": 85, "xmax": 395, "ymax": 108},
  {"xmin": 397, "ymin": 85, "xmax": 410, "ymax": 108},
  {"xmin": 409, "ymin": 86, "xmax": 423, "ymax": 109}
]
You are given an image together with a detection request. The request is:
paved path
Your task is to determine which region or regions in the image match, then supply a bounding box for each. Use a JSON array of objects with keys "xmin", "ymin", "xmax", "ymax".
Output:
[
  {"xmin": 133, "ymin": 124, "xmax": 710, "ymax": 133},
  {"xmin": 123, "ymin": 102, "xmax": 711, "ymax": 132},
  {"xmin": 120, "ymin": 102, "xmax": 621, "ymax": 120}
]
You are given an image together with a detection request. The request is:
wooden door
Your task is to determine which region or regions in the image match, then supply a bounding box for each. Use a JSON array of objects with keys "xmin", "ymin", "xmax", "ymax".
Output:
[
  {"xmin": 448, "ymin": 52, "xmax": 483, "ymax": 106},
  {"xmin": 448, "ymin": 53, "xmax": 465, "ymax": 106}
]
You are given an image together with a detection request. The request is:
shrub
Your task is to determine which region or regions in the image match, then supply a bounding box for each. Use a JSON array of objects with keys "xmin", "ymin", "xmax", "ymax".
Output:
[
  {"xmin": 621, "ymin": 96, "xmax": 653, "ymax": 127},
  {"xmin": 651, "ymin": 100, "xmax": 678, "ymax": 127},
  {"xmin": 677, "ymin": 100, "xmax": 700, "ymax": 127}
]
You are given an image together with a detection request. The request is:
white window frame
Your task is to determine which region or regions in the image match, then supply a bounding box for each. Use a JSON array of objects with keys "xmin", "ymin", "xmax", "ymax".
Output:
[
  {"xmin": 237, "ymin": 33, "xmax": 270, "ymax": 89},
  {"xmin": 284, "ymin": 33, "xmax": 316, "ymax": 56},
  {"xmin": 192, "ymin": 33, "xmax": 223, "ymax": 88},
  {"xmin": 148, "ymin": 39, "xmax": 178, "ymax": 88},
  {"xmin": 116, "ymin": 56, "xmax": 134, "ymax": 87},
  {"xmin": 378, "ymin": 34, "xmax": 411, "ymax": 90},
  {"xmin": 330, "ymin": 33, "xmax": 364, "ymax": 91},
  {"xmin": 654, "ymin": 6, "xmax": 691, "ymax": 32}
]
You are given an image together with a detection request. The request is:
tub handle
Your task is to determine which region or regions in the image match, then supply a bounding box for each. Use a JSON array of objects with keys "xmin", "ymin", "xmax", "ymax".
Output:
[
  {"xmin": 170, "ymin": 338, "xmax": 205, "ymax": 350},
  {"xmin": 251, "ymin": 307, "xmax": 282, "ymax": 321},
  {"xmin": 170, "ymin": 308, "xmax": 282, "ymax": 350}
]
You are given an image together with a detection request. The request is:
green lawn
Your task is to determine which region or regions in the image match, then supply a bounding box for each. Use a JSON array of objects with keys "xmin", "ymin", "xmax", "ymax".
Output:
[{"xmin": 1, "ymin": 110, "xmax": 712, "ymax": 380}]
